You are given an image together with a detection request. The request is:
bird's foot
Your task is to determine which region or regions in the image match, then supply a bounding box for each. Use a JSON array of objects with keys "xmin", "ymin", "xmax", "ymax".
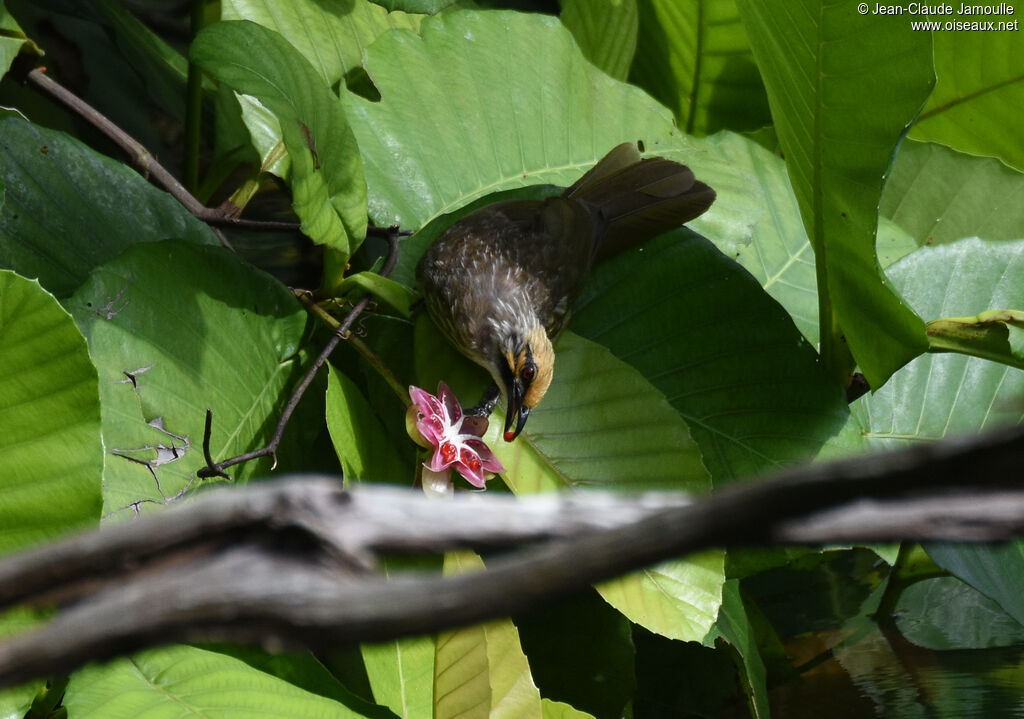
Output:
[{"xmin": 464, "ymin": 383, "xmax": 500, "ymax": 418}]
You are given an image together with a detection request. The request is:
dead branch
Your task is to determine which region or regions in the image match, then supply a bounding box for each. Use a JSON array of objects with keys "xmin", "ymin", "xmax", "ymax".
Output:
[{"xmin": 0, "ymin": 422, "xmax": 1021, "ymax": 686}]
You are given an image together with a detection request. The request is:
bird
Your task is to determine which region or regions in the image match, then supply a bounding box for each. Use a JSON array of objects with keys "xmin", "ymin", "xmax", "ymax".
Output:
[{"xmin": 416, "ymin": 142, "xmax": 716, "ymax": 442}]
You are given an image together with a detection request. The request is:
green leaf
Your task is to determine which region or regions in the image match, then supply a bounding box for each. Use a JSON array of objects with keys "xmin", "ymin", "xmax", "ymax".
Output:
[
  {"xmin": 0, "ymin": 5, "xmax": 38, "ymax": 76},
  {"xmin": 0, "ymin": 271, "xmax": 102, "ymax": 553},
  {"xmin": 880, "ymin": 140, "xmax": 1024, "ymax": 248},
  {"xmin": 707, "ymin": 580, "xmax": 769, "ymax": 718},
  {"xmin": 0, "ymin": 118, "xmax": 218, "ymax": 297},
  {"xmin": 926, "ymin": 309, "xmax": 1024, "ymax": 369},
  {"xmin": 191, "ymin": 20, "xmax": 367, "ymax": 260},
  {"xmin": 629, "ymin": 0, "xmax": 771, "ymax": 135},
  {"xmin": 484, "ymin": 331, "xmax": 709, "ymax": 494},
  {"xmin": 909, "ymin": 7, "xmax": 1024, "ymax": 172},
  {"xmin": 852, "ymin": 236, "xmax": 1024, "ymax": 448},
  {"xmin": 687, "ymin": 131, "xmax": 819, "ymax": 344},
  {"xmin": 63, "ymin": 644, "xmax": 370, "ymax": 718},
  {"xmin": 337, "ymin": 271, "xmax": 417, "ymax": 317},
  {"xmin": 436, "ymin": 552, "xmax": 543, "ymax": 719},
  {"xmin": 541, "ymin": 699, "xmax": 596, "ymax": 719},
  {"xmin": 326, "ymin": 364, "xmax": 408, "ymax": 483},
  {"xmin": 342, "ymin": 9, "xmax": 702, "ymax": 229},
  {"xmin": 571, "ymin": 231, "xmax": 861, "ymax": 482},
  {"xmin": 223, "ymin": 0, "xmax": 424, "ymax": 87},
  {"xmin": 66, "ymin": 240, "xmax": 307, "ymax": 517},
  {"xmin": 894, "ymin": 576, "xmax": 1024, "ymax": 650},
  {"xmin": 597, "ymin": 550, "xmax": 725, "ymax": 643},
  {"xmin": 362, "ymin": 633, "xmax": 435, "ymax": 719},
  {"xmin": 735, "ymin": 0, "xmax": 934, "ymax": 387},
  {"xmin": 924, "ymin": 543, "xmax": 1024, "ymax": 628},
  {"xmin": 560, "ymin": 0, "xmax": 638, "ymax": 81}
]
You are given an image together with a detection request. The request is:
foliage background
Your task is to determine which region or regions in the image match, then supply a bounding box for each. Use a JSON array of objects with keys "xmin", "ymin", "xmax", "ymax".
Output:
[{"xmin": 0, "ymin": 0, "xmax": 1022, "ymax": 717}]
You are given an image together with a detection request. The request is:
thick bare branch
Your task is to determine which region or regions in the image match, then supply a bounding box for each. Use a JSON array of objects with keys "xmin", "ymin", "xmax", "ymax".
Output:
[{"xmin": 0, "ymin": 423, "xmax": 1021, "ymax": 686}]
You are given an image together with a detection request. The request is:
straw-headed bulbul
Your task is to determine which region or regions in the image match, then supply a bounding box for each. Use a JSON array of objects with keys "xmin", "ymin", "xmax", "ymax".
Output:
[{"xmin": 417, "ymin": 142, "xmax": 715, "ymax": 441}]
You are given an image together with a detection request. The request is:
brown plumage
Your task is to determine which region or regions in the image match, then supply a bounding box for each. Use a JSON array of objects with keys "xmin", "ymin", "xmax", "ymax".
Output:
[{"xmin": 417, "ymin": 142, "xmax": 716, "ymax": 441}]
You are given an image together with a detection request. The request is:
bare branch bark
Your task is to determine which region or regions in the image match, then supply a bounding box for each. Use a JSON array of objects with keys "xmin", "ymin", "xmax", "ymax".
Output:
[{"xmin": 0, "ymin": 423, "xmax": 1021, "ymax": 686}]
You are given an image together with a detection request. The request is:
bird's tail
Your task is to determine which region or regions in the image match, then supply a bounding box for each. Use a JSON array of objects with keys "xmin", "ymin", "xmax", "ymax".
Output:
[{"xmin": 564, "ymin": 142, "xmax": 716, "ymax": 260}]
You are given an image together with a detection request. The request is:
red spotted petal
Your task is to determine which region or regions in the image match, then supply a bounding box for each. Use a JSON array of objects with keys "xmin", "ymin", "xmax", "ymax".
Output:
[
  {"xmin": 454, "ymin": 446, "xmax": 487, "ymax": 488},
  {"xmin": 464, "ymin": 438, "xmax": 506, "ymax": 474}
]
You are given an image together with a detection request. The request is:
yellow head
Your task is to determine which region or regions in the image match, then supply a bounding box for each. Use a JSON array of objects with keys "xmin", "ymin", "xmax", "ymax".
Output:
[{"xmin": 498, "ymin": 324, "xmax": 554, "ymax": 441}]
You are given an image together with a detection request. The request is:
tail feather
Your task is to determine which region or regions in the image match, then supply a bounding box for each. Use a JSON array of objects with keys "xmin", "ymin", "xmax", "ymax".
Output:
[{"xmin": 565, "ymin": 143, "xmax": 716, "ymax": 260}]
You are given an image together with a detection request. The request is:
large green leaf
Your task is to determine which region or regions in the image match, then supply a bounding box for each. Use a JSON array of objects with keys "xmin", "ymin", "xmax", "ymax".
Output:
[
  {"xmin": 435, "ymin": 552, "xmax": 543, "ymax": 719},
  {"xmin": 571, "ymin": 231, "xmax": 860, "ymax": 482},
  {"xmin": 560, "ymin": 0, "xmax": 638, "ymax": 81},
  {"xmin": 880, "ymin": 140, "xmax": 1024, "ymax": 248},
  {"xmin": 909, "ymin": 4, "xmax": 1024, "ymax": 173},
  {"xmin": 362, "ymin": 634, "xmax": 434, "ymax": 719},
  {"xmin": 629, "ymin": 0, "xmax": 770, "ymax": 135},
  {"xmin": 489, "ymin": 331, "xmax": 707, "ymax": 494},
  {"xmin": 342, "ymin": 9, "xmax": 707, "ymax": 229},
  {"xmin": 597, "ymin": 550, "xmax": 725, "ymax": 643},
  {"xmin": 894, "ymin": 576, "xmax": 1024, "ymax": 650},
  {"xmin": 923, "ymin": 543, "xmax": 1024, "ymax": 628},
  {"xmin": 66, "ymin": 240, "xmax": 307, "ymax": 517},
  {"xmin": 0, "ymin": 118, "xmax": 218, "ymax": 297},
  {"xmin": 852, "ymin": 237, "xmax": 1024, "ymax": 447},
  {"xmin": 63, "ymin": 644, "xmax": 370, "ymax": 718},
  {"xmin": 735, "ymin": 0, "xmax": 934, "ymax": 387},
  {"xmin": 852, "ymin": 237, "xmax": 1024, "ymax": 641},
  {"xmin": 223, "ymin": 0, "xmax": 423, "ymax": 87},
  {"xmin": 0, "ymin": 271, "xmax": 102, "ymax": 552},
  {"xmin": 191, "ymin": 21, "xmax": 367, "ymax": 260}
]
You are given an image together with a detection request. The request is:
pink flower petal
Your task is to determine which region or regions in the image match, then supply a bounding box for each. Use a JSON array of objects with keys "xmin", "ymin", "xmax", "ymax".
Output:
[
  {"xmin": 437, "ymin": 381, "xmax": 463, "ymax": 426},
  {"xmin": 454, "ymin": 446, "xmax": 487, "ymax": 488},
  {"xmin": 464, "ymin": 438, "xmax": 506, "ymax": 474}
]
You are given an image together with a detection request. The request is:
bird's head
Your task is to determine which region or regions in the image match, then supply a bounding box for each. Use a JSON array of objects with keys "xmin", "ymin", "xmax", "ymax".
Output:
[{"xmin": 494, "ymin": 324, "xmax": 554, "ymax": 442}]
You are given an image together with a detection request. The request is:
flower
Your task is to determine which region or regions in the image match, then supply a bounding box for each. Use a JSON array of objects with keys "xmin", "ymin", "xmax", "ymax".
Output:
[{"xmin": 407, "ymin": 382, "xmax": 505, "ymax": 488}]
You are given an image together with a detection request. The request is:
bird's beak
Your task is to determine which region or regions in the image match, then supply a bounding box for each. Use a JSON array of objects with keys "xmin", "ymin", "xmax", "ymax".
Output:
[{"xmin": 503, "ymin": 378, "xmax": 530, "ymax": 442}]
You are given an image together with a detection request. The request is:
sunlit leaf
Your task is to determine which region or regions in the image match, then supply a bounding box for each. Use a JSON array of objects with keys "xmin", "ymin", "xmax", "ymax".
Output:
[
  {"xmin": 192, "ymin": 21, "xmax": 367, "ymax": 260},
  {"xmin": 852, "ymin": 237, "xmax": 1024, "ymax": 447},
  {"xmin": 435, "ymin": 552, "xmax": 543, "ymax": 719},
  {"xmin": 342, "ymin": 9, "xmax": 709, "ymax": 229},
  {"xmin": 910, "ymin": 13, "xmax": 1024, "ymax": 172},
  {"xmin": 0, "ymin": 271, "xmax": 101, "ymax": 553},
  {"xmin": 880, "ymin": 140, "xmax": 1024, "ymax": 248},
  {"xmin": 63, "ymin": 645, "xmax": 369, "ymax": 718},
  {"xmin": 223, "ymin": 0, "xmax": 423, "ymax": 86},
  {"xmin": 66, "ymin": 240, "xmax": 307, "ymax": 518},
  {"xmin": 736, "ymin": 0, "xmax": 934, "ymax": 387}
]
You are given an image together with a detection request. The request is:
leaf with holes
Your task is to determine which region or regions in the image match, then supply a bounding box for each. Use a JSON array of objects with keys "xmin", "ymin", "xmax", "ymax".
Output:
[{"xmin": 66, "ymin": 240, "xmax": 307, "ymax": 518}]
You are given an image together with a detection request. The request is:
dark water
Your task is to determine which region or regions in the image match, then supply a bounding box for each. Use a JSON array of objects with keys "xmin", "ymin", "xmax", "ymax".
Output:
[{"xmin": 740, "ymin": 549, "xmax": 1024, "ymax": 718}]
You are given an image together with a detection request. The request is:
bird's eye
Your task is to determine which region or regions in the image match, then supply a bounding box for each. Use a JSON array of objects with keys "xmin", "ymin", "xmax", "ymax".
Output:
[{"xmin": 521, "ymin": 362, "xmax": 536, "ymax": 383}]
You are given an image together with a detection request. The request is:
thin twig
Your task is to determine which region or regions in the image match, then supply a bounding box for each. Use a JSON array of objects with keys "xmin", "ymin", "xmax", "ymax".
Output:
[
  {"xmin": 198, "ymin": 228, "xmax": 403, "ymax": 478},
  {"xmin": 24, "ymin": 67, "xmax": 357, "ymax": 237}
]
